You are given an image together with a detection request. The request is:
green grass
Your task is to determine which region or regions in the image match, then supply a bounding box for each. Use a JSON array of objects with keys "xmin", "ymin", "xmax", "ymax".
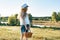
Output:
[{"xmin": 0, "ymin": 26, "xmax": 60, "ymax": 40}]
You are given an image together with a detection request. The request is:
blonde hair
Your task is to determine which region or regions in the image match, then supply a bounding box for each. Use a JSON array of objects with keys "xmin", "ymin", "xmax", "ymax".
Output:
[{"xmin": 20, "ymin": 8, "xmax": 27, "ymax": 18}]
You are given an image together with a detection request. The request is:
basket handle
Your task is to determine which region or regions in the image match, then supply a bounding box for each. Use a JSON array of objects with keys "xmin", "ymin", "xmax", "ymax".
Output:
[{"xmin": 28, "ymin": 29, "xmax": 31, "ymax": 32}]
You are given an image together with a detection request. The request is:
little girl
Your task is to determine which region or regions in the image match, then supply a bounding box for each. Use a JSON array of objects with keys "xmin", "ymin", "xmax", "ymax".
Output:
[{"xmin": 20, "ymin": 4, "xmax": 30, "ymax": 40}]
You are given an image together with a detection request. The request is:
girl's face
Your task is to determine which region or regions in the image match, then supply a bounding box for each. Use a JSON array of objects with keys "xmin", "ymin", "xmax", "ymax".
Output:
[{"xmin": 21, "ymin": 8, "xmax": 28, "ymax": 13}]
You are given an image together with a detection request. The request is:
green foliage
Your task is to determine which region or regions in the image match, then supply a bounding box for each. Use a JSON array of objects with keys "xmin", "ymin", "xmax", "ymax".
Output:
[
  {"xmin": 57, "ymin": 12, "xmax": 60, "ymax": 21},
  {"xmin": 15, "ymin": 14, "xmax": 18, "ymax": 18},
  {"xmin": 8, "ymin": 14, "xmax": 20, "ymax": 26},
  {"xmin": 34, "ymin": 18, "xmax": 39, "ymax": 20},
  {"xmin": 1, "ymin": 17, "xmax": 5, "ymax": 22},
  {"xmin": 28, "ymin": 13, "xmax": 32, "ymax": 22},
  {"xmin": 8, "ymin": 16, "xmax": 16, "ymax": 26},
  {"xmin": 51, "ymin": 12, "xmax": 57, "ymax": 22},
  {"xmin": 16, "ymin": 19, "xmax": 20, "ymax": 26},
  {"xmin": 32, "ymin": 17, "xmax": 51, "ymax": 21},
  {"xmin": 28, "ymin": 13, "xmax": 32, "ymax": 26},
  {"xmin": 58, "ymin": 12, "xmax": 60, "ymax": 17},
  {"xmin": 14, "ymin": 14, "xmax": 19, "ymax": 25},
  {"xmin": 1, "ymin": 17, "xmax": 8, "ymax": 22}
]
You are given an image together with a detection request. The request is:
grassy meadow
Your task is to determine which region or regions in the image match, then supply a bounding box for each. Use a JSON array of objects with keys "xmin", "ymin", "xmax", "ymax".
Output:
[{"xmin": 0, "ymin": 26, "xmax": 60, "ymax": 40}]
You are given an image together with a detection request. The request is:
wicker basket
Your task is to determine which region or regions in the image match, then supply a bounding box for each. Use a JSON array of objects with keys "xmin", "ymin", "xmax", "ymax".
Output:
[{"xmin": 25, "ymin": 32, "xmax": 32, "ymax": 38}]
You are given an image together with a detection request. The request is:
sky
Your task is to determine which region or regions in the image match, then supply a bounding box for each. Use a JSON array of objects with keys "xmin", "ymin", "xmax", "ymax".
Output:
[{"xmin": 0, "ymin": 0, "xmax": 60, "ymax": 17}]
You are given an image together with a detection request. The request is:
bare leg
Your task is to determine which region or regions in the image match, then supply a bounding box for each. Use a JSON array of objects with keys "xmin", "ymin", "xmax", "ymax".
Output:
[
  {"xmin": 24, "ymin": 32, "xmax": 28, "ymax": 40},
  {"xmin": 25, "ymin": 36, "xmax": 28, "ymax": 40},
  {"xmin": 20, "ymin": 33, "xmax": 24, "ymax": 40}
]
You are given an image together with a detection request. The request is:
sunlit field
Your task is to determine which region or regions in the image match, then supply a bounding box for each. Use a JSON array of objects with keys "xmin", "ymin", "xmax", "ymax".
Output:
[
  {"xmin": 32, "ymin": 20, "xmax": 60, "ymax": 27},
  {"xmin": 0, "ymin": 26, "xmax": 60, "ymax": 40}
]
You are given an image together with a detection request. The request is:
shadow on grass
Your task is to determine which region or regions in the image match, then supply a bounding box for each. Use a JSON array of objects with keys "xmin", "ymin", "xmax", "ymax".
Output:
[{"xmin": 31, "ymin": 26, "xmax": 60, "ymax": 30}]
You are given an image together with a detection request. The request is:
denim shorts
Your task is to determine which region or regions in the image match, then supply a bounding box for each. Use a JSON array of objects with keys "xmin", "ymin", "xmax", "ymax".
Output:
[{"xmin": 21, "ymin": 24, "xmax": 29, "ymax": 33}]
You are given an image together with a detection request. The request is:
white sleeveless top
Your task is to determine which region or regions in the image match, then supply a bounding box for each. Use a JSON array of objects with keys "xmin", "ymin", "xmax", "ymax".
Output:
[{"xmin": 20, "ymin": 13, "xmax": 30, "ymax": 25}]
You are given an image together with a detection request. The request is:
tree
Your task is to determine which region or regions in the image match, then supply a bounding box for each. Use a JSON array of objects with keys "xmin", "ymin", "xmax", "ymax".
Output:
[
  {"xmin": 8, "ymin": 14, "xmax": 20, "ymax": 26},
  {"xmin": 16, "ymin": 19, "xmax": 20, "ymax": 26},
  {"xmin": 14, "ymin": 14, "xmax": 18, "ymax": 25},
  {"xmin": 8, "ymin": 16, "xmax": 16, "ymax": 26},
  {"xmin": 51, "ymin": 12, "xmax": 57, "ymax": 22},
  {"xmin": 28, "ymin": 13, "xmax": 32, "ymax": 26},
  {"xmin": 2, "ymin": 17, "xmax": 5, "ymax": 22},
  {"xmin": 15, "ymin": 14, "xmax": 18, "ymax": 18},
  {"xmin": 57, "ymin": 12, "xmax": 60, "ymax": 21}
]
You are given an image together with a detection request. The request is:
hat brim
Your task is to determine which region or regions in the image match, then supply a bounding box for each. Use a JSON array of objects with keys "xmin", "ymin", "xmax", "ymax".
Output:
[
  {"xmin": 26, "ymin": 6, "xmax": 29, "ymax": 8},
  {"xmin": 22, "ymin": 6, "xmax": 29, "ymax": 9}
]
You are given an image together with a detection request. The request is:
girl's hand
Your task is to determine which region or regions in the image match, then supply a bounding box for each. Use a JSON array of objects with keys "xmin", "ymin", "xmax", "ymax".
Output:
[{"xmin": 25, "ymin": 26, "xmax": 28, "ymax": 30}]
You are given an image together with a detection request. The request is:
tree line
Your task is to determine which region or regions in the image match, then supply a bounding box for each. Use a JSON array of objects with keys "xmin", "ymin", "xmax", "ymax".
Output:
[
  {"xmin": 32, "ymin": 12, "xmax": 60, "ymax": 22},
  {"xmin": 0, "ymin": 13, "xmax": 32, "ymax": 26},
  {"xmin": 0, "ymin": 11, "xmax": 60, "ymax": 26}
]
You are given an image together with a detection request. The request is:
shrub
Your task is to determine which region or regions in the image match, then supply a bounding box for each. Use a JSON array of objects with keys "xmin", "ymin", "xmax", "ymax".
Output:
[{"xmin": 8, "ymin": 16, "xmax": 16, "ymax": 26}]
